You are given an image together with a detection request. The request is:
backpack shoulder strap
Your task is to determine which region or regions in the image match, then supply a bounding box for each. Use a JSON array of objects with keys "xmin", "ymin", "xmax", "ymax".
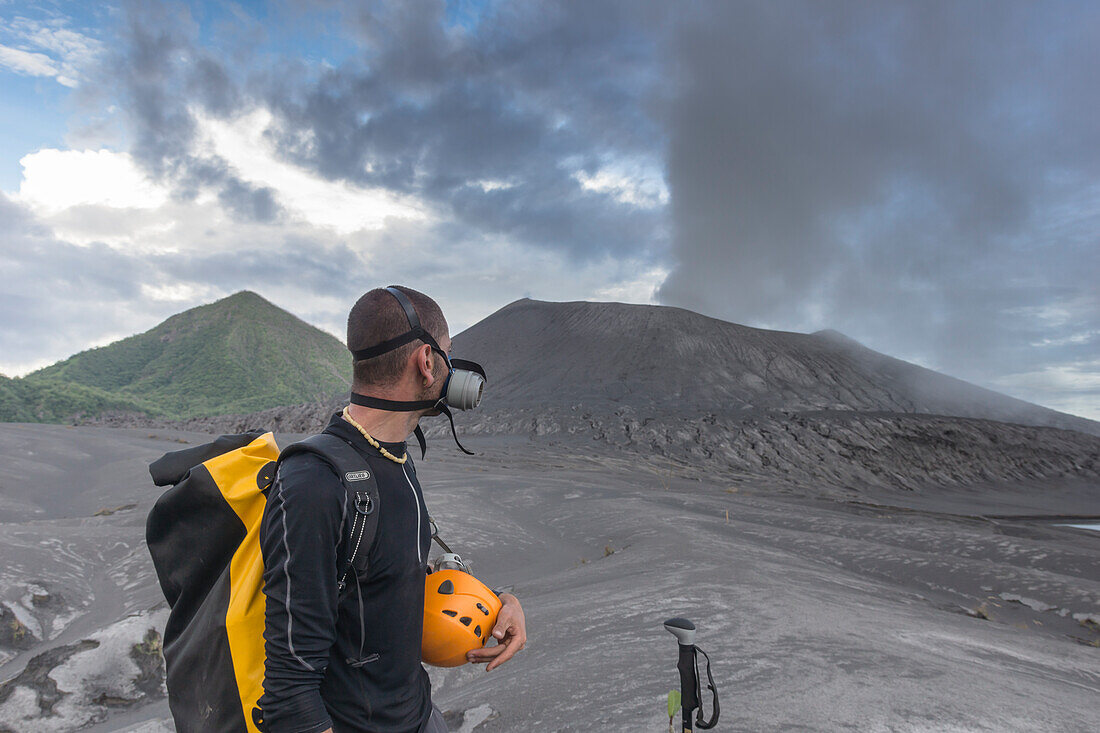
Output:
[{"xmin": 278, "ymin": 433, "xmax": 380, "ymax": 592}]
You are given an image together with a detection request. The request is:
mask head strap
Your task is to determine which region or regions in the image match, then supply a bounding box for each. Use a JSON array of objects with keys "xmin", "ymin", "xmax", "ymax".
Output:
[
  {"xmin": 348, "ymin": 391, "xmax": 474, "ymax": 457},
  {"xmin": 386, "ymin": 286, "xmax": 421, "ymax": 330},
  {"xmin": 350, "ymin": 287, "xmax": 449, "ymax": 363}
]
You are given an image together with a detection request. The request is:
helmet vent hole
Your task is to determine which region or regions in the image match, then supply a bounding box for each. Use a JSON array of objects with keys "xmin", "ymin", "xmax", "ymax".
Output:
[
  {"xmin": 459, "ymin": 616, "xmax": 472, "ymax": 626},
  {"xmin": 442, "ymin": 610, "xmax": 457, "ymax": 617},
  {"xmin": 476, "ymin": 603, "xmax": 489, "ymax": 615},
  {"xmin": 474, "ymin": 625, "xmax": 482, "ymax": 638},
  {"xmin": 437, "ymin": 580, "xmax": 455, "ymax": 595}
]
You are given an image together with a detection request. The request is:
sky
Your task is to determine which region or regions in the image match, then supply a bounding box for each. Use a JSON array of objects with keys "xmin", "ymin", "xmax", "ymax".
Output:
[{"xmin": 0, "ymin": 0, "xmax": 1097, "ymax": 421}]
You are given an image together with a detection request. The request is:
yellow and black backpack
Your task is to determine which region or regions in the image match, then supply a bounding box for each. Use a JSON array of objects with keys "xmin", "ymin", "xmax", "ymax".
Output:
[{"xmin": 147, "ymin": 430, "xmax": 379, "ymax": 733}]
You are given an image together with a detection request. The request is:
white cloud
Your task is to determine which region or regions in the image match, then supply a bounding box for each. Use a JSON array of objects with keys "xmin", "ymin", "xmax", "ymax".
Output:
[
  {"xmin": 0, "ymin": 19, "xmax": 103, "ymax": 88},
  {"xmin": 140, "ymin": 282, "xmax": 217, "ymax": 303},
  {"xmin": 995, "ymin": 362, "xmax": 1100, "ymax": 393},
  {"xmin": 0, "ymin": 356, "xmax": 55, "ymax": 378},
  {"xmin": 14, "ymin": 148, "xmax": 170, "ymax": 214},
  {"xmin": 5, "ymin": 138, "xmax": 377, "ymax": 256},
  {"xmin": 1008, "ymin": 303, "xmax": 1075, "ymax": 327},
  {"xmin": 18, "ymin": 23, "xmax": 99, "ymax": 59},
  {"xmin": 7, "ymin": 147, "xmax": 251, "ymax": 252},
  {"xmin": 472, "ymin": 179, "xmax": 514, "ymax": 192},
  {"xmin": 573, "ymin": 161, "xmax": 668, "ymax": 208},
  {"xmin": 1030, "ymin": 330, "xmax": 1099, "ymax": 348},
  {"xmin": 592, "ymin": 265, "xmax": 669, "ymax": 304},
  {"xmin": 994, "ymin": 362, "xmax": 1100, "ymax": 420},
  {"xmin": 0, "ymin": 43, "xmax": 68, "ymax": 83},
  {"xmin": 193, "ymin": 107, "xmax": 428, "ymax": 234}
]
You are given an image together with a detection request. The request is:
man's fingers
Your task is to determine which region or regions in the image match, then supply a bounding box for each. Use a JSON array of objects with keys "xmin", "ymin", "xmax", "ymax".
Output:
[
  {"xmin": 466, "ymin": 644, "xmax": 506, "ymax": 662},
  {"xmin": 484, "ymin": 636, "xmax": 521, "ymax": 671},
  {"xmin": 492, "ymin": 608, "xmax": 517, "ymax": 640},
  {"xmin": 466, "ymin": 630, "xmax": 527, "ymax": 671}
]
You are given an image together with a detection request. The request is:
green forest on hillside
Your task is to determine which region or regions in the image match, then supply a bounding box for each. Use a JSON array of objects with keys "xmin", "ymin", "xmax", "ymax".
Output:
[
  {"xmin": 2, "ymin": 291, "xmax": 351, "ymax": 423},
  {"xmin": 0, "ymin": 374, "xmax": 149, "ymax": 423}
]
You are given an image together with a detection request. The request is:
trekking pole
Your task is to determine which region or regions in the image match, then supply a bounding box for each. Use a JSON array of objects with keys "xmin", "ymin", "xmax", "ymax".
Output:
[{"xmin": 663, "ymin": 617, "xmax": 719, "ymax": 732}]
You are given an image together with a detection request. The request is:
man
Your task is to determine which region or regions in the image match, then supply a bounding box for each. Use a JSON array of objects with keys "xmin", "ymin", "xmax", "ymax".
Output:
[{"xmin": 259, "ymin": 286, "xmax": 527, "ymax": 733}]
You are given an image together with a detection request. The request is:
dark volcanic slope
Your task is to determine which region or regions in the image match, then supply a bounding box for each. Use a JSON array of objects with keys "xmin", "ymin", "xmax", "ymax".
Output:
[
  {"xmin": 88, "ymin": 298, "xmax": 1100, "ymax": 494},
  {"xmin": 452, "ymin": 298, "xmax": 1099, "ymax": 435}
]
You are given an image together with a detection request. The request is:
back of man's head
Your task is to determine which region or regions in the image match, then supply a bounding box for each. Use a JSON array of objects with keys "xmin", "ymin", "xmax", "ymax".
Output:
[{"xmin": 347, "ymin": 286, "xmax": 449, "ymax": 389}]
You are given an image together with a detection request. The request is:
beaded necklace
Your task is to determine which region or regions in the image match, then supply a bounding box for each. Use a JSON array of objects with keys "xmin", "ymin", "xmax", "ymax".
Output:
[{"xmin": 341, "ymin": 406, "xmax": 408, "ymax": 465}]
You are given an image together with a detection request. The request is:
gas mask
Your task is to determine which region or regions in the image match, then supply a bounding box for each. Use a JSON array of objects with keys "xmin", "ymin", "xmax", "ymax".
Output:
[{"xmin": 348, "ymin": 287, "xmax": 486, "ymax": 456}]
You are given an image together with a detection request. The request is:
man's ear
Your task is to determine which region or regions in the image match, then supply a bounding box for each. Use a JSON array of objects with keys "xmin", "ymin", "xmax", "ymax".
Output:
[{"xmin": 415, "ymin": 344, "xmax": 436, "ymax": 383}]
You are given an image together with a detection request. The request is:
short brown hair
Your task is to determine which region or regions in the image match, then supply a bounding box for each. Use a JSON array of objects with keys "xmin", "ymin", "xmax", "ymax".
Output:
[{"xmin": 347, "ymin": 286, "xmax": 449, "ymax": 388}]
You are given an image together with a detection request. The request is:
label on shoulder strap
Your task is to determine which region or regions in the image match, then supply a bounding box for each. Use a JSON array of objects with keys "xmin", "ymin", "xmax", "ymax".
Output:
[{"xmin": 345, "ymin": 470, "xmax": 371, "ymax": 482}]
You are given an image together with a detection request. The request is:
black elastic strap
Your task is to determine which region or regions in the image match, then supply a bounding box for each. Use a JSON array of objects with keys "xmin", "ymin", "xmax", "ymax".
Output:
[
  {"xmin": 438, "ymin": 403, "xmax": 475, "ymax": 456},
  {"xmin": 347, "ymin": 393, "xmax": 430, "ymax": 459},
  {"xmin": 449, "ymin": 358, "xmax": 486, "ymax": 379},
  {"xmin": 413, "ymin": 425, "xmax": 427, "ymax": 459},
  {"xmin": 349, "ymin": 392, "xmax": 439, "ymax": 412},
  {"xmin": 349, "ymin": 286, "xmax": 445, "ymax": 362},
  {"xmin": 348, "ymin": 395, "xmax": 477, "ymax": 456},
  {"xmin": 350, "ymin": 327, "xmax": 426, "ymax": 361},
  {"xmin": 695, "ymin": 647, "xmax": 720, "ymax": 730},
  {"xmin": 385, "ymin": 286, "xmax": 421, "ymax": 328},
  {"xmin": 350, "ymin": 324, "xmax": 447, "ymax": 364}
]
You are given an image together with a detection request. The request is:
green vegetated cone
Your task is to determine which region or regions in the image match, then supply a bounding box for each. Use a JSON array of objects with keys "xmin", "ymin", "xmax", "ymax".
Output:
[{"xmin": 3, "ymin": 291, "xmax": 352, "ymax": 422}]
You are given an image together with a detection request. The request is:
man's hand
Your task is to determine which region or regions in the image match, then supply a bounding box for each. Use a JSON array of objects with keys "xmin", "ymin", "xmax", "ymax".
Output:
[{"xmin": 466, "ymin": 593, "xmax": 526, "ymax": 671}]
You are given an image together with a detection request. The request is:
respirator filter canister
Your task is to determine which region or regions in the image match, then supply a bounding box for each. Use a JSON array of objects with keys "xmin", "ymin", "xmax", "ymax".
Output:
[{"xmin": 445, "ymin": 359, "xmax": 485, "ymax": 411}]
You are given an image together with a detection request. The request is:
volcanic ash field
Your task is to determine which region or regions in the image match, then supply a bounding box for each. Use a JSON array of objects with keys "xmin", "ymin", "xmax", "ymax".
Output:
[{"xmin": 0, "ymin": 423, "xmax": 1097, "ymax": 732}]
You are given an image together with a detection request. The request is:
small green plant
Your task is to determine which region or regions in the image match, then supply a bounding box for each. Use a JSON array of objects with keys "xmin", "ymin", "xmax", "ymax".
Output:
[
  {"xmin": 131, "ymin": 628, "xmax": 166, "ymax": 699},
  {"xmin": 134, "ymin": 628, "xmax": 163, "ymax": 656},
  {"xmin": 667, "ymin": 689, "xmax": 681, "ymax": 732}
]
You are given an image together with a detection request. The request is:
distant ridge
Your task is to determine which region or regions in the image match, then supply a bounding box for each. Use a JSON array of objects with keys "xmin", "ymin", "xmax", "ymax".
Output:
[
  {"xmin": 2, "ymin": 291, "xmax": 351, "ymax": 422},
  {"xmin": 89, "ymin": 296, "xmax": 1099, "ymax": 492},
  {"xmin": 453, "ymin": 298, "xmax": 1099, "ymax": 436}
]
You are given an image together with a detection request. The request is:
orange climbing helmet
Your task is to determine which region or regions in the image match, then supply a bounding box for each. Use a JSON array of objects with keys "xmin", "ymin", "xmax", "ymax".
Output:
[{"xmin": 422, "ymin": 567, "xmax": 502, "ymax": 667}]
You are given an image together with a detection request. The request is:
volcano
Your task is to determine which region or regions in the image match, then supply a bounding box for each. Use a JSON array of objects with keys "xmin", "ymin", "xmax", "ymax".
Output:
[{"xmin": 452, "ymin": 298, "xmax": 1098, "ymax": 435}]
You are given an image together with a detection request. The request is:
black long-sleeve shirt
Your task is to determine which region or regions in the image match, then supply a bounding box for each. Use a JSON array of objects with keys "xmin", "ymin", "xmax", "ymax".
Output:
[{"xmin": 259, "ymin": 413, "xmax": 433, "ymax": 733}]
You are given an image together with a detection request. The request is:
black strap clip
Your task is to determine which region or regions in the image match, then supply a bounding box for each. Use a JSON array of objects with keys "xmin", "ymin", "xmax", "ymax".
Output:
[{"xmin": 354, "ymin": 490, "xmax": 374, "ymax": 515}]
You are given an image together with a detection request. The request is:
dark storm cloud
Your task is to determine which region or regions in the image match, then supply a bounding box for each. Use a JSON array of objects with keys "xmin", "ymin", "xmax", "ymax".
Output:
[
  {"xmin": 216, "ymin": 178, "xmax": 280, "ymax": 224},
  {"xmin": 105, "ymin": 0, "xmax": 281, "ymax": 223},
  {"xmin": 658, "ymin": 1, "xmax": 1100, "ymax": 389},
  {"xmin": 112, "ymin": 0, "xmax": 670, "ymax": 259}
]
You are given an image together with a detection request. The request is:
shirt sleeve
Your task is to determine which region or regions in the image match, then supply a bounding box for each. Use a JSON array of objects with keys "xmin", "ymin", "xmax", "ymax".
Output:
[{"xmin": 258, "ymin": 454, "xmax": 346, "ymax": 733}]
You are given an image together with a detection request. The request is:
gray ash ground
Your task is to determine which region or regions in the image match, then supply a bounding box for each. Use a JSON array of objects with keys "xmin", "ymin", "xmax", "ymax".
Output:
[{"xmin": 1, "ymin": 423, "xmax": 1097, "ymax": 732}]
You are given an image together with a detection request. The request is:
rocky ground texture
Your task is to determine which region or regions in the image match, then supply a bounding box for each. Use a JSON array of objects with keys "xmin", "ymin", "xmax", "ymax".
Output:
[{"xmin": 0, "ymin": 423, "xmax": 1097, "ymax": 731}]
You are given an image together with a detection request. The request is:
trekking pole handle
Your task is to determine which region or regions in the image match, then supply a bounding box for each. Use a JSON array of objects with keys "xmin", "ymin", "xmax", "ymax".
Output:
[
  {"xmin": 664, "ymin": 616, "xmax": 696, "ymax": 645},
  {"xmin": 664, "ymin": 618, "xmax": 700, "ymax": 732}
]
